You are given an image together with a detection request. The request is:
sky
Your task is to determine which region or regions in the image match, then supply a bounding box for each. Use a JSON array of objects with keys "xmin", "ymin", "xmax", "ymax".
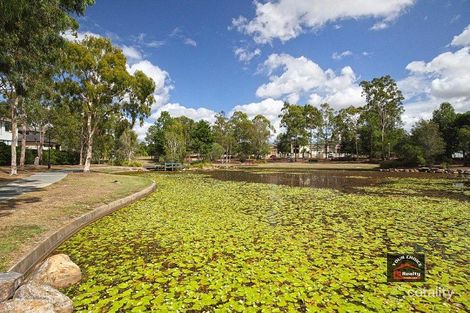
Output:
[{"xmin": 72, "ymin": 0, "xmax": 470, "ymax": 139}]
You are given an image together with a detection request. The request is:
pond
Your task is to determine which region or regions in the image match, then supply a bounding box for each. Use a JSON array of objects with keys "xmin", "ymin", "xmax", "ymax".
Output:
[{"xmin": 56, "ymin": 170, "xmax": 469, "ymax": 312}]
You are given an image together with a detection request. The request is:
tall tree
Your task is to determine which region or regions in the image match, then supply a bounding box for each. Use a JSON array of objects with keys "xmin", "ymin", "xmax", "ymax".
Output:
[
  {"xmin": 251, "ymin": 115, "xmax": 273, "ymax": 159},
  {"xmin": 360, "ymin": 75, "xmax": 404, "ymax": 160},
  {"xmin": 146, "ymin": 112, "xmax": 173, "ymax": 161},
  {"xmin": 190, "ymin": 120, "xmax": 214, "ymax": 159},
  {"xmin": 279, "ymin": 102, "xmax": 308, "ymax": 161},
  {"xmin": 61, "ymin": 37, "xmax": 154, "ymax": 172},
  {"xmin": 336, "ymin": 106, "xmax": 362, "ymax": 157},
  {"xmin": 0, "ymin": 0, "xmax": 94, "ymax": 175},
  {"xmin": 457, "ymin": 126, "xmax": 470, "ymax": 163},
  {"xmin": 432, "ymin": 102, "xmax": 457, "ymax": 159},
  {"xmin": 304, "ymin": 104, "xmax": 322, "ymax": 159},
  {"xmin": 164, "ymin": 120, "xmax": 186, "ymax": 162},
  {"xmin": 213, "ymin": 112, "xmax": 235, "ymax": 163},
  {"xmin": 318, "ymin": 103, "xmax": 336, "ymax": 159},
  {"xmin": 411, "ymin": 120, "xmax": 445, "ymax": 165},
  {"xmin": 230, "ymin": 111, "xmax": 254, "ymax": 161}
]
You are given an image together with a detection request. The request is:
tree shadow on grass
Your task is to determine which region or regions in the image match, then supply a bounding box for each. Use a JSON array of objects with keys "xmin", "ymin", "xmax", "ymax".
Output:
[{"xmin": 0, "ymin": 193, "xmax": 44, "ymax": 217}]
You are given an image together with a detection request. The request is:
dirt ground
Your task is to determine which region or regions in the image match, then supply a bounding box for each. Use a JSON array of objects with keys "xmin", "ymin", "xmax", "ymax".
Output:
[{"xmin": 0, "ymin": 171, "xmax": 152, "ymax": 271}]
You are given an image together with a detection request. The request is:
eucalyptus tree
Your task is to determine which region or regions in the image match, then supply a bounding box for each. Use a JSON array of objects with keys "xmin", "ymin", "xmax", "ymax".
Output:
[
  {"xmin": 360, "ymin": 75, "xmax": 404, "ymax": 160},
  {"xmin": 304, "ymin": 104, "xmax": 322, "ymax": 158},
  {"xmin": 251, "ymin": 115, "xmax": 274, "ymax": 159},
  {"xmin": 164, "ymin": 120, "xmax": 186, "ymax": 162},
  {"xmin": 336, "ymin": 106, "xmax": 362, "ymax": 157},
  {"xmin": 318, "ymin": 103, "xmax": 336, "ymax": 159},
  {"xmin": 230, "ymin": 111, "xmax": 254, "ymax": 160},
  {"xmin": 213, "ymin": 112, "xmax": 235, "ymax": 163},
  {"xmin": 279, "ymin": 102, "xmax": 308, "ymax": 161},
  {"xmin": 432, "ymin": 102, "xmax": 457, "ymax": 159},
  {"xmin": 0, "ymin": 0, "xmax": 94, "ymax": 174},
  {"xmin": 61, "ymin": 37, "xmax": 155, "ymax": 172}
]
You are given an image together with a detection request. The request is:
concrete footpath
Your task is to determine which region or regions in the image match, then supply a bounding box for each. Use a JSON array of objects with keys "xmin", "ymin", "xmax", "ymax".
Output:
[{"xmin": 0, "ymin": 171, "xmax": 69, "ymax": 202}]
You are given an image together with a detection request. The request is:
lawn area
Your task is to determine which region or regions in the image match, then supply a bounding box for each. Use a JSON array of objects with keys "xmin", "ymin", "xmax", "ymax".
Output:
[
  {"xmin": 56, "ymin": 172, "xmax": 469, "ymax": 312},
  {"xmin": 0, "ymin": 172, "xmax": 152, "ymax": 271}
]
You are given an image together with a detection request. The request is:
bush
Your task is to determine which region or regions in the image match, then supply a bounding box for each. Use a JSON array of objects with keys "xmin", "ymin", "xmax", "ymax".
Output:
[
  {"xmin": 0, "ymin": 143, "xmax": 79, "ymax": 166},
  {"xmin": 114, "ymin": 159, "xmax": 143, "ymax": 167}
]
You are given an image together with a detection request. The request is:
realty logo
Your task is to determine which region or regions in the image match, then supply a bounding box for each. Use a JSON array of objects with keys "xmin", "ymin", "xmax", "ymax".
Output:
[{"xmin": 387, "ymin": 253, "xmax": 425, "ymax": 282}]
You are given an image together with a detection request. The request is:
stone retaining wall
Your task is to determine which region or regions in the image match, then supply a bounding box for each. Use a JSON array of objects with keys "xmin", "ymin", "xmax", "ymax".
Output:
[{"xmin": 8, "ymin": 182, "xmax": 156, "ymax": 276}]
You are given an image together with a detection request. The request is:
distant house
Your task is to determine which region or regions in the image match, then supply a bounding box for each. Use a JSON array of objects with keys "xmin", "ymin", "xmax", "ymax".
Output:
[
  {"xmin": 0, "ymin": 118, "xmax": 16, "ymax": 145},
  {"xmin": 273, "ymin": 143, "xmax": 343, "ymax": 159},
  {"xmin": 17, "ymin": 127, "xmax": 60, "ymax": 150}
]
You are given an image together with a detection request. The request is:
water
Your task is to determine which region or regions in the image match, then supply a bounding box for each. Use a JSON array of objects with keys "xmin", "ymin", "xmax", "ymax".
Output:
[{"xmin": 199, "ymin": 169, "xmax": 446, "ymax": 192}]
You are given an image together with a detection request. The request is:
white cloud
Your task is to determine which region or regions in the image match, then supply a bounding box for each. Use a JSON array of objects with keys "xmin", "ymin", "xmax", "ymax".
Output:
[
  {"xmin": 332, "ymin": 50, "xmax": 352, "ymax": 60},
  {"xmin": 152, "ymin": 103, "xmax": 217, "ymax": 124},
  {"xmin": 451, "ymin": 24, "xmax": 470, "ymax": 47},
  {"xmin": 230, "ymin": 98, "xmax": 284, "ymax": 134},
  {"xmin": 183, "ymin": 38, "xmax": 197, "ymax": 47},
  {"xmin": 126, "ymin": 60, "xmax": 173, "ymax": 109},
  {"xmin": 234, "ymin": 47, "xmax": 262, "ymax": 63},
  {"xmin": 399, "ymin": 26, "xmax": 470, "ymax": 129},
  {"xmin": 405, "ymin": 47, "xmax": 470, "ymax": 100},
  {"xmin": 232, "ymin": 0, "xmax": 416, "ymax": 43},
  {"xmin": 121, "ymin": 45, "xmax": 143, "ymax": 62},
  {"xmin": 256, "ymin": 54, "xmax": 364, "ymax": 109},
  {"xmin": 133, "ymin": 121, "xmax": 153, "ymax": 141},
  {"xmin": 62, "ymin": 30, "xmax": 101, "ymax": 42}
]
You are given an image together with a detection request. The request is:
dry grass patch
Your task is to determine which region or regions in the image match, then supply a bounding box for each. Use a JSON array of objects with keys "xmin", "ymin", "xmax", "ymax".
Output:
[{"xmin": 0, "ymin": 172, "xmax": 152, "ymax": 271}]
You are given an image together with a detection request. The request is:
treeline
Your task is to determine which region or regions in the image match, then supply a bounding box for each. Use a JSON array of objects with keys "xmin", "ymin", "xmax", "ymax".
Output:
[
  {"xmin": 0, "ymin": 0, "xmax": 155, "ymax": 174},
  {"xmin": 276, "ymin": 75, "xmax": 470, "ymax": 166},
  {"xmin": 145, "ymin": 111, "xmax": 273, "ymax": 162}
]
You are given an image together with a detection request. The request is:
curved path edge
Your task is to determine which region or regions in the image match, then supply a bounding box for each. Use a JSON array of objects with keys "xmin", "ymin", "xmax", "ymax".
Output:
[{"xmin": 8, "ymin": 181, "xmax": 156, "ymax": 275}]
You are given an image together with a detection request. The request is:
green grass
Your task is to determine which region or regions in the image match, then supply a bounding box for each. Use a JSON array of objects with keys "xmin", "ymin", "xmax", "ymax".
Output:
[
  {"xmin": 56, "ymin": 172, "xmax": 469, "ymax": 312},
  {"xmin": 0, "ymin": 225, "xmax": 43, "ymax": 271}
]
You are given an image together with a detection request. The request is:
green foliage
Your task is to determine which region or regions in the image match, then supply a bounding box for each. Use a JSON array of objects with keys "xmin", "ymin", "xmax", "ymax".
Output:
[
  {"xmin": 432, "ymin": 102, "xmax": 457, "ymax": 159},
  {"xmin": 410, "ymin": 120, "xmax": 445, "ymax": 165},
  {"xmin": 206, "ymin": 143, "xmax": 225, "ymax": 161},
  {"xmin": 190, "ymin": 120, "xmax": 214, "ymax": 158},
  {"xmin": 0, "ymin": 143, "xmax": 79, "ymax": 165},
  {"xmin": 57, "ymin": 173, "xmax": 469, "ymax": 312},
  {"xmin": 360, "ymin": 75, "xmax": 404, "ymax": 159},
  {"xmin": 279, "ymin": 102, "xmax": 309, "ymax": 156}
]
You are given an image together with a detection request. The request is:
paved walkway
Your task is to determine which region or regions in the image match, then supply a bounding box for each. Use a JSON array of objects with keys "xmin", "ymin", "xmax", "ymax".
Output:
[{"xmin": 0, "ymin": 171, "xmax": 69, "ymax": 202}]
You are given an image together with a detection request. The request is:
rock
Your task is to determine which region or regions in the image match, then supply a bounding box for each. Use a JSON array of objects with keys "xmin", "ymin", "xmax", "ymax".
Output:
[
  {"xmin": 29, "ymin": 254, "xmax": 81, "ymax": 289},
  {"xmin": 0, "ymin": 272, "xmax": 23, "ymax": 302},
  {"xmin": 14, "ymin": 282, "xmax": 73, "ymax": 313},
  {"xmin": 0, "ymin": 299, "xmax": 55, "ymax": 313}
]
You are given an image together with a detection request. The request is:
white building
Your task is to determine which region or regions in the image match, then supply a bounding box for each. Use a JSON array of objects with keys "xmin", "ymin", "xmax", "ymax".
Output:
[{"xmin": 0, "ymin": 118, "xmax": 16, "ymax": 145}]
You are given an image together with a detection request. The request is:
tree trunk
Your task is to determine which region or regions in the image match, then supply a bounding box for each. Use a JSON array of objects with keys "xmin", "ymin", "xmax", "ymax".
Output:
[
  {"xmin": 355, "ymin": 135, "xmax": 359, "ymax": 159},
  {"xmin": 10, "ymin": 98, "xmax": 18, "ymax": 175},
  {"xmin": 79, "ymin": 124, "xmax": 84, "ymax": 166},
  {"xmin": 20, "ymin": 120, "xmax": 27, "ymax": 169},
  {"xmin": 381, "ymin": 124, "xmax": 386, "ymax": 160},
  {"xmin": 38, "ymin": 125, "xmax": 45, "ymax": 164},
  {"xmin": 83, "ymin": 113, "xmax": 94, "ymax": 173}
]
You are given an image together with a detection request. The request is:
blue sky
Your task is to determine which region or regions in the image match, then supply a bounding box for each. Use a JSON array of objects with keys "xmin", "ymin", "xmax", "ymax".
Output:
[{"xmin": 73, "ymin": 0, "xmax": 470, "ymax": 138}]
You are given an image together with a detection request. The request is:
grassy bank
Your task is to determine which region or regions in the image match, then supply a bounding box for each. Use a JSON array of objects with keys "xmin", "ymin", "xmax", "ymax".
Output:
[
  {"xmin": 56, "ymin": 172, "xmax": 468, "ymax": 312},
  {"xmin": 0, "ymin": 172, "xmax": 152, "ymax": 271}
]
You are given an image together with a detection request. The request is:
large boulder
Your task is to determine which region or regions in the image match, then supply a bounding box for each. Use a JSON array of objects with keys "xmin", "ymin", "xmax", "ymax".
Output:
[
  {"xmin": 0, "ymin": 299, "xmax": 55, "ymax": 313},
  {"xmin": 29, "ymin": 254, "xmax": 81, "ymax": 289},
  {"xmin": 14, "ymin": 282, "xmax": 73, "ymax": 313},
  {"xmin": 0, "ymin": 272, "xmax": 23, "ymax": 302}
]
